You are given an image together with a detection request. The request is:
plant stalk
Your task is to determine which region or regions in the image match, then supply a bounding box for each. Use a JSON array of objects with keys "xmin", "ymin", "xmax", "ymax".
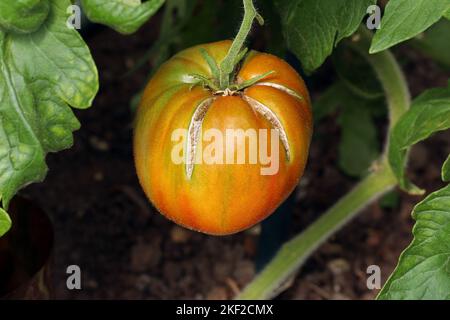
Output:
[
  {"xmin": 219, "ymin": 0, "xmax": 263, "ymax": 89},
  {"xmin": 236, "ymin": 28, "xmax": 411, "ymax": 300},
  {"xmin": 237, "ymin": 162, "xmax": 396, "ymax": 299},
  {"xmin": 351, "ymin": 27, "xmax": 411, "ymax": 150}
]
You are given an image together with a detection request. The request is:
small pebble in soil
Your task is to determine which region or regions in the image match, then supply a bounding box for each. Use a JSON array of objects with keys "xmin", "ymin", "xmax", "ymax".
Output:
[
  {"xmin": 213, "ymin": 261, "xmax": 232, "ymax": 280},
  {"xmin": 366, "ymin": 230, "xmax": 382, "ymax": 247},
  {"xmin": 331, "ymin": 292, "xmax": 351, "ymax": 300},
  {"xmin": 243, "ymin": 236, "xmax": 257, "ymax": 256},
  {"xmin": 206, "ymin": 287, "xmax": 229, "ymax": 300},
  {"xmin": 320, "ymin": 242, "xmax": 343, "ymax": 255},
  {"xmin": 245, "ymin": 224, "xmax": 261, "ymax": 236},
  {"xmin": 130, "ymin": 237, "xmax": 162, "ymax": 272},
  {"xmin": 233, "ymin": 260, "xmax": 255, "ymax": 286},
  {"xmin": 89, "ymin": 136, "xmax": 110, "ymax": 151},
  {"xmin": 86, "ymin": 279, "xmax": 99, "ymax": 289},
  {"xmin": 93, "ymin": 171, "xmax": 104, "ymax": 181},
  {"xmin": 170, "ymin": 226, "xmax": 192, "ymax": 243},
  {"xmin": 135, "ymin": 274, "xmax": 152, "ymax": 291},
  {"xmin": 163, "ymin": 261, "xmax": 182, "ymax": 283},
  {"xmin": 327, "ymin": 258, "xmax": 350, "ymax": 276}
]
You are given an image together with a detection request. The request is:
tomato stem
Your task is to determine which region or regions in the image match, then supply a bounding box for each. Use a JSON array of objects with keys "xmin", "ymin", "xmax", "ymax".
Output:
[
  {"xmin": 236, "ymin": 160, "xmax": 397, "ymax": 300},
  {"xmin": 219, "ymin": 0, "xmax": 263, "ymax": 89},
  {"xmin": 350, "ymin": 27, "xmax": 411, "ymax": 153}
]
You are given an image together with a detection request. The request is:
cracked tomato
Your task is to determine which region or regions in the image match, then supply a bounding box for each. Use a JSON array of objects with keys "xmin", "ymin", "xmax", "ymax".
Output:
[{"xmin": 134, "ymin": 40, "xmax": 312, "ymax": 235}]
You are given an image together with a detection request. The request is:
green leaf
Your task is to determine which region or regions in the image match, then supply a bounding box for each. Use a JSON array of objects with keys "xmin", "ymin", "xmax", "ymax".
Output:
[
  {"xmin": 0, "ymin": 207, "xmax": 11, "ymax": 237},
  {"xmin": 410, "ymin": 19, "xmax": 450, "ymax": 70},
  {"xmin": 445, "ymin": 9, "xmax": 450, "ymax": 20},
  {"xmin": 0, "ymin": 0, "xmax": 98, "ymax": 209},
  {"xmin": 178, "ymin": 0, "xmax": 225, "ymax": 48},
  {"xmin": 379, "ymin": 190, "xmax": 400, "ymax": 209},
  {"xmin": 312, "ymin": 83, "xmax": 343, "ymax": 123},
  {"xmin": 314, "ymin": 82, "xmax": 382, "ymax": 177},
  {"xmin": 338, "ymin": 97, "xmax": 380, "ymax": 177},
  {"xmin": 443, "ymin": 154, "xmax": 450, "ymax": 182},
  {"xmin": 378, "ymin": 184, "xmax": 450, "ymax": 300},
  {"xmin": 81, "ymin": 0, "xmax": 165, "ymax": 34},
  {"xmin": 0, "ymin": 0, "xmax": 50, "ymax": 34},
  {"xmin": 388, "ymin": 82, "xmax": 450, "ymax": 193},
  {"xmin": 275, "ymin": 0, "xmax": 376, "ymax": 74},
  {"xmin": 257, "ymin": 0, "xmax": 286, "ymax": 57},
  {"xmin": 200, "ymin": 48, "xmax": 220, "ymax": 79},
  {"xmin": 126, "ymin": 0, "xmax": 198, "ymax": 76},
  {"xmin": 370, "ymin": 0, "xmax": 450, "ymax": 53},
  {"xmin": 333, "ymin": 43, "xmax": 384, "ymax": 100}
]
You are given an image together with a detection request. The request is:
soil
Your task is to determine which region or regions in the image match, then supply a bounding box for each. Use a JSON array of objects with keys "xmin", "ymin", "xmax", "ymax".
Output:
[{"xmin": 22, "ymin": 15, "xmax": 450, "ymax": 300}]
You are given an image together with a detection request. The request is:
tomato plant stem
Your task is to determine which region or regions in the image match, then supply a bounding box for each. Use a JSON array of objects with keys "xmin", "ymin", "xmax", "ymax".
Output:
[
  {"xmin": 237, "ymin": 162, "xmax": 397, "ymax": 299},
  {"xmin": 219, "ymin": 0, "xmax": 263, "ymax": 89},
  {"xmin": 237, "ymin": 28, "xmax": 411, "ymax": 300},
  {"xmin": 351, "ymin": 27, "xmax": 411, "ymax": 150}
]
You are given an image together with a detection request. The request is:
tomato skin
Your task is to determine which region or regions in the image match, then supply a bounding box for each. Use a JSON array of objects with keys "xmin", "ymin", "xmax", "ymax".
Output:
[{"xmin": 134, "ymin": 41, "xmax": 312, "ymax": 235}]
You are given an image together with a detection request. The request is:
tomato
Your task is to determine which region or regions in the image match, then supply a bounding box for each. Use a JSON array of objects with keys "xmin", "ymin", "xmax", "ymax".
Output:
[{"xmin": 134, "ymin": 40, "xmax": 312, "ymax": 235}]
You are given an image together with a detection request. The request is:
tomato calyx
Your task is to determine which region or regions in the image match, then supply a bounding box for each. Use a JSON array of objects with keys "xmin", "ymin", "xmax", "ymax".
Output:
[
  {"xmin": 181, "ymin": 0, "xmax": 296, "ymax": 179},
  {"xmin": 231, "ymin": 70, "xmax": 275, "ymax": 91},
  {"xmin": 188, "ymin": 0, "xmax": 272, "ymax": 96},
  {"xmin": 189, "ymin": 63, "xmax": 275, "ymax": 96},
  {"xmin": 214, "ymin": 88, "xmax": 237, "ymax": 96},
  {"xmin": 188, "ymin": 73, "xmax": 220, "ymax": 92}
]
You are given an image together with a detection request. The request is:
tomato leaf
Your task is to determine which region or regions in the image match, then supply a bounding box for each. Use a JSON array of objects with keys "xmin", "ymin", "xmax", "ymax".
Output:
[
  {"xmin": 0, "ymin": 207, "xmax": 11, "ymax": 237},
  {"xmin": 314, "ymin": 82, "xmax": 381, "ymax": 177},
  {"xmin": 443, "ymin": 154, "xmax": 450, "ymax": 182},
  {"xmin": 370, "ymin": 0, "xmax": 450, "ymax": 53},
  {"xmin": 0, "ymin": 0, "xmax": 98, "ymax": 212},
  {"xmin": 312, "ymin": 83, "xmax": 343, "ymax": 123},
  {"xmin": 81, "ymin": 0, "xmax": 165, "ymax": 34},
  {"xmin": 275, "ymin": 0, "xmax": 376, "ymax": 74},
  {"xmin": 379, "ymin": 191, "xmax": 400, "ymax": 209},
  {"xmin": 445, "ymin": 9, "xmax": 450, "ymax": 20},
  {"xmin": 338, "ymin": 95, "xmax": 380, "ymax": 177},
  {"xmin": 333, "ymin": 43, "xmax": 384, "ymax": 100},
  {"xmin": 378, "ymin": 184, "xmax": 450, "ymax": 300},
  {"xmin": 410, "ymin": 19, "xmax": 450, "ymax": 70},
  {"xmin": 388, "ymin": 82, "xmax": 450, "ymax": 193},
  {"xmin": 126, "ymin": 0, "xmax": 198, "ymax": 77},
  {"xmin": 0, "ymin": 0, "xmax": 50, "ymax": 34}
]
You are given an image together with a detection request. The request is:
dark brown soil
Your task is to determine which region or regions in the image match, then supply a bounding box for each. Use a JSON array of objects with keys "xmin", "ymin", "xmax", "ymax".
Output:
[{"xmin": 22, "ymin": 16, "xmax": 450, "ymax": 300}]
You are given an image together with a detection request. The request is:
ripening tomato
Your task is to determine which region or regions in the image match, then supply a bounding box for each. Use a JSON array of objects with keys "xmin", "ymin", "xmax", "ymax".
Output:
[{"xmin": 134, "ymin": 40, "xmax": 312, "ymax": 235}]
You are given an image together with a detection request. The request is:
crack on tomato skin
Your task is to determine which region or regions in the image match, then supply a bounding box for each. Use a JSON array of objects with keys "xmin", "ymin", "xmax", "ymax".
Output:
[
  {"xmin": 254, "ymin": 82, "xmax": 304, "ymax": 101},
  {"xmin": 184, "ymin": 87, "xmax": 294, "ymax": 180},
  {"xmin": 242, "ymin": 95, "xmax": 291, "ymax": 162},
  {"xmin": 186, "ymin": 97, "xmax": 216, "ymax": 179}
]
